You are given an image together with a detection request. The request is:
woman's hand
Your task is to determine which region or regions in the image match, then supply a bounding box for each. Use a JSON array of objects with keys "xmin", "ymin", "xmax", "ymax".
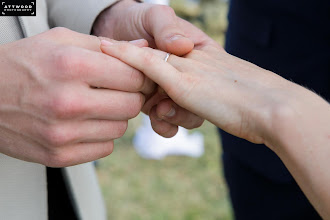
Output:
[
  {"xmin": 93, "ymin": 0, "xmax": 218, "ymax": 137},
  {"xmin": 101, "ymin": 39, "xmax": 330, "ymax": 219},
  {"xmin": 100, "ymin": 39, "xmax": 289, "ymax": 144}
]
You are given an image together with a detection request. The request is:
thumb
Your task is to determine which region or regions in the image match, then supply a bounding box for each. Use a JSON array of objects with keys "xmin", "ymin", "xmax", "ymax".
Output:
[{"xmin": 145, "ymin": 5, "xmax": 194, "ymax": 56}]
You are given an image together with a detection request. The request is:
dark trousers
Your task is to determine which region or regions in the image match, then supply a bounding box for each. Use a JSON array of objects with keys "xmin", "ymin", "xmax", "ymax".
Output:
[{"xmin": 47, "ymin": 167, "xmax": 78, "ymax": 220}]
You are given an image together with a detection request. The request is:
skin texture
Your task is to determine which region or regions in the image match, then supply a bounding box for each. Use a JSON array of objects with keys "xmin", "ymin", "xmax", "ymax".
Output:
[
  {"xmin": 0, "ymin": 28, "xmax": 155, "ymax": 167},
  {"xmin": 92, "ymin": 0, "xmax": 218, "ymax": 137},
  {"xmin": 0, "ymin": 0, "xmax": 212, "ymax": 166},
  {"xmin": 101, "ymin": 39, "xmax": 330, "ymax": 219}
]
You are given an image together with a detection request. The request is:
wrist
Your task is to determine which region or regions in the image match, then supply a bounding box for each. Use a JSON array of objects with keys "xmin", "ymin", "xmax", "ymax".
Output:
[
  {"xmin": 92, "ymin": 0, "xmax": 141, "ymax": 37},
  {"xmin": 262, "ymin": 81, "xmax": 322, "ymax": 154},
  {"xmin": 240, "ymin": 74, "xmax": 298, "ymax": 150}
]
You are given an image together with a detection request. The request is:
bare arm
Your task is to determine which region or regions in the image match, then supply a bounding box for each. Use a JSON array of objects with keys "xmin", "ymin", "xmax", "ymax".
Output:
[
  {"xmin": 267, "ymin": 85, "xmax": 330, "ymax": 218},
  {"xmin": 101, "ymin": 39, "xmax": 330, "ymax": 218}
]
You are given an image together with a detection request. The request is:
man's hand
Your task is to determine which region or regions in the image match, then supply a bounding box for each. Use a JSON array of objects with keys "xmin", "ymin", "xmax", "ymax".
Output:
[
  {"xmin": 93, "ymin": 0, "xmax": 220, "ymax": 52},
  {"xmin": 93, "ymin": 0, "xmax": 218, "ymax": 137},
  {"xmin": 0, "ymin": 28, "xmax": 153, "ymax": 167}
]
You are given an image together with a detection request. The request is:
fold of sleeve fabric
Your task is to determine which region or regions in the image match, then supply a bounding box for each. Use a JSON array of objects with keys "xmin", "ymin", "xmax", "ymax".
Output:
[{"xmin": 46, "ymin": 0, "xmax": 118, "ymax": 34}]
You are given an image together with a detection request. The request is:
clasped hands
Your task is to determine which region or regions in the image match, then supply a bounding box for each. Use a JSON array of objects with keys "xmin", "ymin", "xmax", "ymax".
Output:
[
  {"xmin": 0, "ymin": 1, "xmax": 209, "ymax": 167},
  {"xmin": 0, "ymin": 0, "xmax": 287, "ymax": 167}
]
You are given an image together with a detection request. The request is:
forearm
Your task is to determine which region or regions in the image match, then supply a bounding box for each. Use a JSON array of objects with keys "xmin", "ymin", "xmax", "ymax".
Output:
[
  {"xmin": 100, "ymin": 39, "xmax": 330, "ymax": 217},
  {"xmin": 263, "ymin": 83, "xmax": 330, "ymax": 218},
  {"xmin": 196, "ymin": 57, "xmax": 330, "ymax": 217}
]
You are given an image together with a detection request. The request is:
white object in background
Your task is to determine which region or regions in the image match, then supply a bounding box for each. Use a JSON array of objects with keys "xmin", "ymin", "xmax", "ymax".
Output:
[
  {"xmin": 133, "ymin": 0, "xmax": 204, "ymax": 160},
  {"xmin": 143, "ymin": 0, "xmax": 170, "ymax": 5},
  {"xmin": 133, "ymin": 115, "xmax": 204, "ymax": 160}
]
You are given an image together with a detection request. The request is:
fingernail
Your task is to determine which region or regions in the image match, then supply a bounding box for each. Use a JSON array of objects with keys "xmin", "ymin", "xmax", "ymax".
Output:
[
  {"xmin": 165, "ymin": 107, "xmax": 176, "ymax": 118},
  {"xmin": 129, "ymin": 39, "xmax": 145, "ymax": 44},
  {"xmin": 100, "ymin": 40, "xmax": 113, "ymax": 46},
  {"xmin": 169, "ymin": 35, "xmax": 185, "ymax": 42}
]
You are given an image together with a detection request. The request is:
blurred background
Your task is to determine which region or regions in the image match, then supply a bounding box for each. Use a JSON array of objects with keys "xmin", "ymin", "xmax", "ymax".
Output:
[{"xmin": 96, "ymin": 0, "xmax": 233, "ymax": 219}]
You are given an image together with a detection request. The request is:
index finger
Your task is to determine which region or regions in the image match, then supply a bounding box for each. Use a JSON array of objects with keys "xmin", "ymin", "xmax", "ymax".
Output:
[{"xmin": 59, "ymin": 46, "xmax": 155, "ymax": 95}]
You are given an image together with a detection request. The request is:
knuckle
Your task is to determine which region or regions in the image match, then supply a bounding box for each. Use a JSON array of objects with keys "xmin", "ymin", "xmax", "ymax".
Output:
[
  {"xmin": 102, "ymin": 141, "xmax": 115, "ymax": 157},
  {"xmin": 203, "ymin": 44, "xmax": 219, "ymax": 52},
  {"xmin": 175, "ymin": 115, "xmax": 186, "ymax": 126},
  {"xmin": 48, "ymin": 27, "xmax": 73, "ymax": 38},
  {"xmin": 47, "ymin": 91, "xmax": 81, "ymax": 119},
  {"xmin": 52, "ymin": 47, "xmax": 74, "ymax": 75},
  {"xmin": 127, "ymin": 93, "xmax": 144, "ymax": 118},
  {"xmin": 129, "ymin": 68, "xmax": 145, "ymax": 91},
  {"xmin": 52, "ymin": 48, "xmax": 86, "ymax": 80},
  {"xmin": 43, "ymin": 149, "xmax": 72, "ymax": 167},
  {"xmin": 150, "ymin": 5, "xmax": 175, "ymax": 17},
  {"xmin": 154, "ymin": 123, "xmax": 178, "ymax": 138},
  {"xmin": 182, "ymin": 118, "xmax": 204, "ymax": 129},
  {"xmin": 185, "ymin": 49, "xmax": 204, "ymax": 59},
  {"xmin": 141, "ymin": 50, "xmax": 158, "ymax": 68},
  {"xmin": 43, "ymin": 125, "xmax": 71, "ymax": 147},
  {"xmin": 192, "ymin": 118, "xmax": 204, "ymax": 129},
  {"xmin": 115, "ymin": 121, "xmax": 128, "ymax": 138},
  {"xmin": 117, "ymin": 43, "xmax": 130, "ymax": 55}
]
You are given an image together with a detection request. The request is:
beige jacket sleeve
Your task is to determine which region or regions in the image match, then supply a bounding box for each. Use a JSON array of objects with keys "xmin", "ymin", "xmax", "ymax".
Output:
[{"xmin": 46, "ymin": 0, "xmax": 118, "ymax": 34}]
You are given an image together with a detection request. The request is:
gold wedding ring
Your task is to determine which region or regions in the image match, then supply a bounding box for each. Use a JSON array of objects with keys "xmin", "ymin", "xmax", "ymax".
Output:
[{"xmin": 164, "ymin": 53, "xmax": 171, "ymax": 62}]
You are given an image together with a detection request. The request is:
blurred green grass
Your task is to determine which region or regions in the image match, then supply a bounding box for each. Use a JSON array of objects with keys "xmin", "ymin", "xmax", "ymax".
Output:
[
  {"xmin": 171, "ymin": 0, "xmax": 228, "ymax": 45},
  {"xmin": 97, "ymin": 117, "xmax": 233, "ymax": 220},
  {"xmin": 96, "ymin": 1, "xmax": 233, "ymax": 219}
]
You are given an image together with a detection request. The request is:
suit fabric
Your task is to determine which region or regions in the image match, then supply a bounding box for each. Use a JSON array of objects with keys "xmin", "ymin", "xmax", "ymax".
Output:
[
  {"xmin": 0, "ymin": 0, "xmax": 118, "ymax": 219},
  {"xmin": 220, "ymin": 0, "xmax": 330, "ymax": 219}
]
